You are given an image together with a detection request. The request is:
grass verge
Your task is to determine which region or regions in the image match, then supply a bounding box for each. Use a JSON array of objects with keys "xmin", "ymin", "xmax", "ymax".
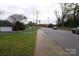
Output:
[{"xmin": 0, "ymin": 28, "xmax": 37, "ymax": 56}]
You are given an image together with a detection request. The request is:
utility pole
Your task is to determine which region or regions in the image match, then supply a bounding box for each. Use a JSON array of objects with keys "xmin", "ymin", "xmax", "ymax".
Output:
[
  {"xmin": 39, "ymin": 20, "xmax": 41, "ymax": 24},
  {"xmin": 33, "ymin": 12, "xmax": 34, "ymax": 23},
  {"xmin": 36, "ymin": 10, "xmax": 38, "ymax": 28},
  {"xmin": 36, "ymin": 10, "xmax": 38, "ymax": 24},
  {"xmin": 48, "ymin": 17, "xmax": 49, "ymax": 24}
]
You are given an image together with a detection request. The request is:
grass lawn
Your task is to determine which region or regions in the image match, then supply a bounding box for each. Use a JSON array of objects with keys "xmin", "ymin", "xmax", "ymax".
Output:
[{"xmin": 0, "ymin": 28, "xmax": 37, "ymax": 56}]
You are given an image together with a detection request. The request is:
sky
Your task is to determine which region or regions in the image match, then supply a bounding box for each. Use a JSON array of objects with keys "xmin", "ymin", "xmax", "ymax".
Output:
[{"xmin": 0, "ymin": 0, "xmax": 77, "ymax": 24}]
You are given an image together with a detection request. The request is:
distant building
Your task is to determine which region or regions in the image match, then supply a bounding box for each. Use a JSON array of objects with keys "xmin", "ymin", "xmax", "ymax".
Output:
[{"xmin": 0, "ymin": 20, "xmax": 13, "ymax": 32}]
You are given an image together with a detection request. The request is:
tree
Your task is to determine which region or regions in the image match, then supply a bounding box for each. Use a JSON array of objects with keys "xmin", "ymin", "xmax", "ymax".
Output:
[
  {"xmin": 14, "ymin": 21, "xmax": 25, "ymax": 31},
  {"xmin": 28, "ymin": 21, "xmax": 36, "ymax": 26},
  {"xmin": 74, "ymin": 3, "xmax": 79, "ymax": 27},
  {"xmin": 59, "ymin": 3, "xmax": 79, "ymax": 28},
  {"xmin": 48, "ymin": 23, "xmax": 54, "ymax": 28},
  {"xmin": 7, "ymin": 14, "xmax": 27, "ymax": 23},
  {"xmin": 59, "ymin": 3, "xmax": 79, "ymax": 27},
  {"xmin": 6, "ymin": 14, "xmax": 27, "ymax": 31},
  {"xmin": 60, "ymin": 3, "xmax": 75, "ymax": 27},
  {"xmin": 28, "ymin": 21, "xmax": 33, "ymax": 26},
  {"xmin": 55, "ymin": 10, "xmax": 61, "ymax": 26}
]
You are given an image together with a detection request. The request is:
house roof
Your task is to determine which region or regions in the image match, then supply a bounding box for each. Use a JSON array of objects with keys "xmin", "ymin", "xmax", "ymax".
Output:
[{"xmin": 0, "ymin": 20, "xmax": 13, "ymax": 27}]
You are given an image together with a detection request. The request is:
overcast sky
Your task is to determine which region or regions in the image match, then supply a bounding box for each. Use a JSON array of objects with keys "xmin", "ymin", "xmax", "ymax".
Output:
[{"xmin": 0, "ymin": 0, "xmax": 77, "ymax": 24}]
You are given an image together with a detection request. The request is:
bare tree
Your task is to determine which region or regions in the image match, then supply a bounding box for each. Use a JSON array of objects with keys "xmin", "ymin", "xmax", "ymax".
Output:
[
  {"xmin": 7, "ymin": 14, "xmax": 27, "ymax": 23},
  {"xmin": 60, "ymin": 3, "xmax": 75, "ymax": 27},
  {"xmin": 55, "ymin": 10, "xmax": 61, "ymax": 26}
]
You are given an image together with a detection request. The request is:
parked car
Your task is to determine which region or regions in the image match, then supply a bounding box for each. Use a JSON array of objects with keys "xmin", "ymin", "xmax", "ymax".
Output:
[
  {"xmin": 53, "ymin": 26, "xmax": 58, "ymax": 30},
  {"xmin": 72, "ymin": 26, "xmax": 79, "ymax": 34}
]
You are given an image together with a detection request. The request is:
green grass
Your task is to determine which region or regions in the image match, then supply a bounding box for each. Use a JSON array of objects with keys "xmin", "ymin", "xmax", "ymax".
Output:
[{"xmin": 0, "ymin": 28, "xmax": 37, "ymax": 56}]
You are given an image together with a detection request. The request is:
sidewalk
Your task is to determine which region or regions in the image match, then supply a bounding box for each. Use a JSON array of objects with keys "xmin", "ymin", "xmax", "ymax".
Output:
[{"xmin": 34, "ymin": 29, "xmax": 68, "ymax": 56}]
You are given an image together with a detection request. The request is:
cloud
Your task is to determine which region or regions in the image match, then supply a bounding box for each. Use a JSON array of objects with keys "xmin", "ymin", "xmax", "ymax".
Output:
[{"xmin": 0, "ymin": 0, "xmax": 62, "ymax": 24}]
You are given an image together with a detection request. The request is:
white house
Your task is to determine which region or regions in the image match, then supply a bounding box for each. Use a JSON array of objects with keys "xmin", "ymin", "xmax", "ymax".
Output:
[{"xmin": 0, "ymin": 20, "xmax": 13, "ymax": 32}]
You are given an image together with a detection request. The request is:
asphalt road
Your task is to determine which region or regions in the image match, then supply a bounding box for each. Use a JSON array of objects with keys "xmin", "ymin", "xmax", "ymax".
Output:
[{"xmin": 41, "ymin": 28, "xmax": 79, "ymax": 56}]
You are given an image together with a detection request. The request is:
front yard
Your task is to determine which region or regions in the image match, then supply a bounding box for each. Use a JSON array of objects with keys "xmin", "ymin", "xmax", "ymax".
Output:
[{"xmin": 0, "ymin": 28, "xmax": 37, "ymax": 56}]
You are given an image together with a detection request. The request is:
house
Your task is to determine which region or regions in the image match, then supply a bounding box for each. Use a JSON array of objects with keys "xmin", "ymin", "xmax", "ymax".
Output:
[{"xmin": 0, "ymin": 20, "xmax": 13, "ymax": 32}]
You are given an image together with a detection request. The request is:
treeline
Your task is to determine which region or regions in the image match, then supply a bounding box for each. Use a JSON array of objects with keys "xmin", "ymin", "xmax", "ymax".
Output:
[{"xmin": 55, "ymin": 3, "xmax": 79, "ymax": 28}]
